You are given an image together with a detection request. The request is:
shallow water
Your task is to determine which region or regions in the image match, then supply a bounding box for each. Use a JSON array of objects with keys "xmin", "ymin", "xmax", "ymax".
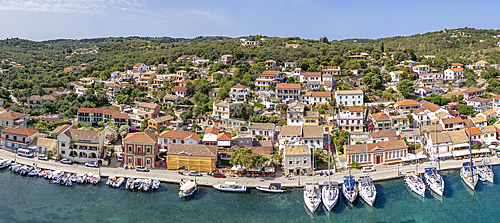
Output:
[{"xmin": 1, "ymin": 166, "xmax": 499, "ymax": 222}]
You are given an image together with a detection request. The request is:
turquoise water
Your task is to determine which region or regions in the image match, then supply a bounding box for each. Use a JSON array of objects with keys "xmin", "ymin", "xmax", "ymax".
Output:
[{"xmin": 1, "ymin": 166, "xmax": 500, "ymax": 222}]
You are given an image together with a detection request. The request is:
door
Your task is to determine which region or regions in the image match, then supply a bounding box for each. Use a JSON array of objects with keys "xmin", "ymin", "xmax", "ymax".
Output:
[
  {"xmin": 376, "ymin": 155, "xmax": 381, "ymax": 164},
  {"xmin": 137, "ymin": 158, "xmax": 142, "ymax": 166}
]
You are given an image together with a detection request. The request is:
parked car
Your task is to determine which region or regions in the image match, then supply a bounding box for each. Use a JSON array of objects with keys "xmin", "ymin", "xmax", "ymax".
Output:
[
  {"xmin": 85, "ymin": 161, "xmax": 99, "ymax": 168},
  {"xmin": 60, "ymin": 159, "xmax": 72, "ymax": 165},
  {"xmin": 188, "ymin": 171, "xmax": 202, "ymax": 176},
  {"xmin": 117, "ymin": 153, "xmax": 123, "ymax": 162},
  {"xmin": 136, "ymin": 166, "xmax": 149, "ymax": 172},
  {"xmin": 212, "ymin": 172, "xmax": 225, "ymax": 178},
  {"xmin": 37, "ymin": 154, "xmax": 48, "ymax": 161},
  {"xmin": 361, "ymin": 167, "xmax": 376, "ymax": 173}
]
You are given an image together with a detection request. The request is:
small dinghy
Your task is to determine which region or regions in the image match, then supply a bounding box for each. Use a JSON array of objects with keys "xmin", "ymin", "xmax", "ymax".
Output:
[
  {"xmin": 114, "ymin": 177, "xmax": 125, "ymax": 188},
  {"xmin": 126, "ymin": 178, "xmax": 134, "ymax": 190},
  {"xmin": 152, "ymin": 180, "xmax": 160, "ymax": 190}
]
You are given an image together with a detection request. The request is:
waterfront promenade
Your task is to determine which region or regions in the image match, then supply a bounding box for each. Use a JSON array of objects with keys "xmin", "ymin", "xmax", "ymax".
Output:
[{"xmin": 1, "ymin": 149, "xmax": 498, "ymax": 188}]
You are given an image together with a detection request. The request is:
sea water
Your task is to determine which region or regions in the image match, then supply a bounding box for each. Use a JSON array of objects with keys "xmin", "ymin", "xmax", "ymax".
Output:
[{"xmin": 1, "ymin": 166, "xmax": 500, "ymax": 222}]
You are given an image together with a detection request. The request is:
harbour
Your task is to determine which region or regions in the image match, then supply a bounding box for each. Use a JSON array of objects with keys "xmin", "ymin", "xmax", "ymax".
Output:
[{"xmin": 0, "ymin": 166, "xmax": 499, "ymax": 222}]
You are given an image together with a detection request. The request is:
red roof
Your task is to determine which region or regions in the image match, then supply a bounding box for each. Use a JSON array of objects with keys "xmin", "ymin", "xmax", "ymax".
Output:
[
  {"xmin": 231, "ymin": 84, "xmax": 248, "ymax": 89},
  {"xmin": 302, "ymin": 72, "xmax": 321, "ymax": 77},
  {"xmin": 276, "ymin": 83, "xmax": 300, "ymax": 89},
  {"xmin": 172, "ymin": 86, "xmax": 187, "ymax": 92},
  {"xmin": 311, "ymin": 91, "xmax": 331, "ymax": 97},
  {"xmin": 259, "ymin": 70, "xmax": 279, "ymax": 77},
  {"xmin": 133, "ymin": 63, "xmax": 145, "ymax": 68}
]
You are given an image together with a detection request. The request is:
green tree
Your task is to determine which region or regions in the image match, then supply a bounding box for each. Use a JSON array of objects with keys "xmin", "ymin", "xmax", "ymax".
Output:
[
  {"xmin": 397, "ymin": 79, "xmax": 414, "ymax": 98},
  {"xmin": 233, "ymin": 103, "xmax": 254, "ymax": 119},
  {"xmin": 216, "ymin": 88, "xmax": 229, "ymax": 100},
  {"xmin": 229, "ymin": 147, "xmax": 268, "ymax": 170},
  {"xmin": 488, "ymin": 117, "xmax": 497, "ymax": 125},
  {"xmin": 458, "ymin": 104, "xmax": 475, "ymax": 116}
]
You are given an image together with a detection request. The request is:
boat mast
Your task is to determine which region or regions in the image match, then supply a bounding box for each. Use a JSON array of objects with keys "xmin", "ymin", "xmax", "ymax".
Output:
[
  {"xmin": 468, "ymin": 115, "xmax": 474, "ymax": 178},
  {"xmin": 328, "ymin": 137, "xmax": 331, "ymax": 184},
  {"xmin": 435, "ymin": 116, "xmax": 440, "ymax": 172},
  {"xmin": 365, "ymin": 133, "xmax": 369, "ymax": 176}
]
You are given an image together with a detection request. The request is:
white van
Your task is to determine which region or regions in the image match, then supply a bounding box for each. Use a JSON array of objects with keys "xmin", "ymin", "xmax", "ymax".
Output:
[{"xmin": 17, "ymin": 149, "xmax": 34, "ymax": 158}]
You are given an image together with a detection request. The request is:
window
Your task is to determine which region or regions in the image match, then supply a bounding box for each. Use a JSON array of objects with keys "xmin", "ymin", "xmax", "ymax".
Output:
[
  {"xmin": 303, "ymin": 158, "xmax": 307, "ymax": 164},
  {"xmin": 147, "ymin": 159, "xmax": 151, "ymax": 165},
  {"xmin": 61, "ymin": 150, "xmax": 65, "ymax": 154},
  {"xmin": 181, "ymin": 140, "xmax": 184, "ymax": 144},
  {"xmin": 128, "ymin": 146, "xmax": 132, "ymax": 153},
  {"xmin": 128, "ymin": 158, "xmax": 132, "ymax": 164},
  {"xmin": 147, "ymin": 147, "xmax": 151, "ymax": 154},
  {"xmin": 296, "ymin": 158, "xmax": 300, "ymax": 165},
  {"xmin": 173, "ymin": 139, "xmax": 176, "ymax": 143},
  {"xmin": 289, "ymin": 159, "xmax": 293, "ymax": 165},
  {"xmin": 61, "ymin": 143, "xmax": 66, "ymax": 147}
]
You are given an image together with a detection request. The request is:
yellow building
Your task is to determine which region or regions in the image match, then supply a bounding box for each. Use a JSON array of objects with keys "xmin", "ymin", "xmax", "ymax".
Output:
[
  {"xmin": 303, "ymin": 111, "xmax": 320, "ymax": 125},
  {"xmin": 138, "ymin": 72, "xmax": 156, "ymax": 87},
  {"xmin": 212, "ymin": 100, "xmax": 243, "ymax": 119},
  {"xmin": 167, "ymin": 144, "xmax": 218, "ymax": 172},
  {"xmin": 148, "ymin": 115, "xmax": 174, "ymax": 132}
]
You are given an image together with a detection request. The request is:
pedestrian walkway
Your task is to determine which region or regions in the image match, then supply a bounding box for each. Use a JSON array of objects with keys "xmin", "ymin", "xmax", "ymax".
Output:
[{"xmin": 1, "ymin": 149, "xmax": 498, "ymax": 188}]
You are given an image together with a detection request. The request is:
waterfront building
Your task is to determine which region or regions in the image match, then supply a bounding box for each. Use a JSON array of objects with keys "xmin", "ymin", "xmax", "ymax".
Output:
[
  {"xmin": 1, "ymin": 126, "xmax": 38, "ymax": 150},
  {"xmin": 123, "ymin": 132, "xmax": 158, "ymax": 168},
  {"xmin": 0, "ymin": 111, "xmax": 30, "ymax": 129},
  {"xmin": 283, "ymin": 144, "xmax": 311, "ymax": 176},
  {"xmin": 344, "ymin": 140, "xmax": 408, "ymax": 167},
  {"xmin": 57, "ymin": 127, "xmax": 104, "ymax": 163},
  {"xmin": 167, "ymin": 144, "xmax": 218, "ymax": 172},
  {"xmin": 158, "ymin": 130, "xmax": 200, "ymax": 150}
]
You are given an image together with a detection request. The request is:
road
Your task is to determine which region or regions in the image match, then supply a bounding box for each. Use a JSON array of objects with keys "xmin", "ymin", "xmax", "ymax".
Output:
[{"xmin": 1, "ymin": 149, "xmax": 498, "ymax": 188}]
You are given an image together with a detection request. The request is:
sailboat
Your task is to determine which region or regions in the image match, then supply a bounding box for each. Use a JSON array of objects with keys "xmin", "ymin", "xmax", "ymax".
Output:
[
  {"xmin": 343, "ymin": 137, "xmax": 358, "ymax": 206},
  {"xmin": 425, "ymin": 122, "xmax": 444, "ymax": 196},
  {"xmin": 358, "ymin": 140, "xmax": 376, "ymax": 206},
  {"xmin": 304, "ymin": 147, "xmax": 321, "ymax": 213},
  {"xmin": 321, "ymin": 143, "xmax": 339, "ymax": 211},
  {"xmin": 475, "ymin": 159, "xmax": 494, "ymax": 183},
  {"xmin": 461, "ymin": 116, "xmax": 478, "ymax": 190}
]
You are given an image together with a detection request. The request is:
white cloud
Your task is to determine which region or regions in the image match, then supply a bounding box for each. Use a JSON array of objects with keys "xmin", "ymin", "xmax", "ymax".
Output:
[{"xmin": 0, "ymin": 0, "xmax": 136, "ymax": 14}]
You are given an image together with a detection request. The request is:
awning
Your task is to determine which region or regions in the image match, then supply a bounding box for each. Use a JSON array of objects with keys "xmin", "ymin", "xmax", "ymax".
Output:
[
  {"xmin": 402, "ymin": 153, "xmax": 427, "ymax": 161},
  {"xmin": 479, "ymin": 148, "xmax": 491, "ymax": 154},
  {"xmin": 264, "ymin": 167, "xmax": 275, "ymax": 173},
  {"xmin": 159, "ymin": 149, "xmax": 167, "ymax": 152},
  {"xmin": 231, "ymin": 165, "xmax": 244, "ymax": 171},
  {"xmin": 452, "ymin": 150, "xmax": 470, "ymax": 157}
]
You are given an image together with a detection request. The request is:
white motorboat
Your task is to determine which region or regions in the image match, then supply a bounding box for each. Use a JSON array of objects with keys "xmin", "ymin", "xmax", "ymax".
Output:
[
  {"xmin": 475, "ymin": 160, "xmax": 494, "ymax": 183},
  {"xmin": 126, "ymin": 178, "xmax": 135, "ymax": 190},
  {"xmin": 461, "ymin": 162, "xmax": 478, "ymax": 190},
  {"xmin": 179, "ymin": 179, "xmax": 197, "ymax": 198},
  {"xmin": 256, "ymin": 183, "xmax": 286, "ymax": 193},
  {"xmin": 424, "ymin": 167, "xmax": 444, "ymax": 196},
  {"xmin": 404, "ymin": 171, "xmax": 426, "ymax": 198},
  {"xmin": 358, "ymin": 176, "xmax": 376, "ymax": 206},
  {"xmin": 152, "ymin": 179, "xmax": 160, "ymax": 190},
  {"xmin": 133, "ymin": 179, "xmax": 142, "ymax": 190},
  {"xmin": 212, "ymin": 181, "xmax": 247, "ymax": 192},
  {"xmin": 142, "ymin": 179, "xmax": 152, "ymax": 191},
  {"xmin": 76, "ymin": 173, "xmax": 86, "ymax": 184},
  {"xmin": 303, "ymin": 182, "xmax": 321, "ymax": 213},
  {"xmin": 38, "ymin": 170, "xmax": 50, "ymax": 178},
  {"xmin": 106, "ymin": 176, "xmax": 116, "ymax": 186},
  {"xmin": 321, "ymin": 181, "xmax": 339, "ymax": 211},
  {"xmin": 114, "ymin": 177, "xmax": 125, "ymax": 188},
  {"xmin": 343, "ymin": 175, "xmax": 358, "ymax": 206},
  {"xmin": 0, "ymin": 159, "xmax": 12, "ymax": 168}
]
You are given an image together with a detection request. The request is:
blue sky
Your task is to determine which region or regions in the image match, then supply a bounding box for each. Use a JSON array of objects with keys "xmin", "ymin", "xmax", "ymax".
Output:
[{"xmin": 0, "ymin": 0, "xmax": 498, "ymax": 41}]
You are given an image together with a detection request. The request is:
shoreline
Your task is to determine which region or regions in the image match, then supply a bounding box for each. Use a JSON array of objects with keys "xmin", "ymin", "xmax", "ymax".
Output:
[{"xmin": 2, "ymin": 149, "xmax": 498, "ymax": 188}]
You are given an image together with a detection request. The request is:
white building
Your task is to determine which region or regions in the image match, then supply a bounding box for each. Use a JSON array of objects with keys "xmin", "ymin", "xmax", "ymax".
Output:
[
  {"xmin": 287, "ymin": 101, "xmax": 305, "ymax": 126},
  {"xmin": 444, "ymin": 68, "xmax": 465, "ymax": 81},
  {"xmin": 247, "ymin": 122, "xmax": 275, "ymax": 140},
  {"xmin": 412, "ymin": 65, "xmax": 430, "ymax": 75},
  {"xmin": 133, "ymin": 63, "xmax": 150, "ymax": 73},
  {"xmin": 229, "ymin": 84, "xmax": 251, "ymax": 101},
  {"xmin": 334, "ymin": 90, "xmax": 364, "ymax": 107},
  {"xmin": 158, "ymin": 130, "xmax": 200, "ymax": 150},
  {"xmin": 389, "ymin": 71, "xmax": 403, "ymax": 82}
]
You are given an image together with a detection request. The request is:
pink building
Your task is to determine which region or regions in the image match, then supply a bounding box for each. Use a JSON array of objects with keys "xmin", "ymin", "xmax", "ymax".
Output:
[{"xmin": 138, "ymin": 103, "xmax": 160, "ymax": 119}]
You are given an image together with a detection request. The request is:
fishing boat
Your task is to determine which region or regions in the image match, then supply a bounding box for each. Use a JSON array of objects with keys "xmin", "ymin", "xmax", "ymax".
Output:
[
  {"xmin": 142, "ymin": 179, "xmax": 152, "ymax": 192},
  {"xmin": 27, "ymin": 168, "xmax": 41, "ymax": 177},
  {"xmin": 0, "ymin": 159, "xmax": 12, "ymax": 168},
  {"xmin": 304, "ymin": 182, "xmax": 321, "ymax": 213},
  {"xmin": 133, "ymin": 179, "xmax": 143, "ymax": 190},
  {"xmin": 358, "ymin": 176, "xmax": 376, "ymax": 206},
  {"xmin": 38, "ymin": 170, "xmax": 50, "ymax": 178},
  {"xmin": 212, "ymin": 181, "xmax": 247, "ymax": 192},
  {"xmin": 424, "ymin": 167, "xmax": 444, "ymax": 196},
  {"xmin": 256, "ymin": 183, "xmax": 286, "ymax": 193},
  {"xmin": 85, "ymin": 173, "xmax": 94, "ymax": 183},
  {"xmin": 126, "ymin": 178, "xmax": 134, "ymax": 190},
  {"xmin": 322, "ymin": 143, "xmax": 339, "ymax": 211},
  {"xmin": 76, "ymin": 173, "xmax": 86, "ymax": 184},
  {"xmin": 321, "ymin": 181, "xmax": 339, "ymax": 211},
  {"xmin": 114, "ymin": 177, "xmax": 125, "ymax": 188},
  {"xmin": 179, "ymin": 179, "xmax": 197, "ymax": 198},
  {"xmin": 106, "ymin": 176, "xmax": 116, "ymax": 186},
  {"xmin": 151, "ymin": 180, "xmax": 160, "ymax": 190},
  {"xmin": 475, "ymin": 160, "xmax": 494, "ymax": 183},
  {"xmin": 91, "ymin": 174, "xmax": 101, "ymax": 185},
  {"xmin": 404, "ymin": 171, "xmax": 426, "ymax": 197},
  {"xmin": 461, "ymin": 162, "xmax": 478, "ymax": 190},
  {"xmin": 9, "ymin": 164, "xmax": 21, "ymax": 172},
  {"xmin": 19, "ymin": 165, "xmax": 30, "ymax": 175}
]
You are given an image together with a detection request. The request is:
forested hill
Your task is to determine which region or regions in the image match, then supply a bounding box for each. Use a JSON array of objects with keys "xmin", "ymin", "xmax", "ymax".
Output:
[
  {"xmin": 1, "ymin": 27, "xmax": 500, "ymax": 88},
  {"xmin": 338, "ymin": 27, "xmax": 500, "ymax": 63}
]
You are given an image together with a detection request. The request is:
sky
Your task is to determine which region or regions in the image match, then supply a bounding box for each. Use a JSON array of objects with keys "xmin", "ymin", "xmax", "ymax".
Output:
[{"xmin": 0, "ymin": 0, "xmax": 499, "ymax": 41}]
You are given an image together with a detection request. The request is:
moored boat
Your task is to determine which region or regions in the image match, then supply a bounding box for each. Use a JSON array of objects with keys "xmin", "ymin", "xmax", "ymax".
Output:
[
  {"xmin": 126, "ymin": 178, "xmax": 134, "ymax": 190},
  {"xmin": 343, "ymin": 175, "xmax": 358, "ymax": 206},
  {"xmin": 424, "ymin": 167, "xmax": 444, "ymax": 196},
  {"xmin": 152, "ymin": 180, "xmax": 160, "ymax": 190},
  {"xmin": 404, "ymin": 171, "xmax": 425, "ymax": 197},
  {"xmin": 106, "ymin": 176, "xmax": 116, "ymax": 186},
  {"xmin": 114, "ymin": 177, "xmax": 125, "ymax": 188},
  {"xmin": 212, "ymin": 181, "xmax": 247, "ymax": 192},
  {"xmin": 358, "ymin": 176, "xmax": 376, "ymax": 206},
  {"xmin": 475, "ymin": 160, "xmax": 494, "ymax": 183},
  {"xmin": 461, "ymin": 162, "xmax": 478, "ymax": 190},
  {"xmin": 256, "ymin": 183, "xmax": 286, "ymax": 193},
  {"xmin": 179, "ymin": 179, "xmax": 197, "ymax": 198},
  {"xmin": 303, "ymin": 182, "xmax": 321, "ymax": 213},
  {"xmin": 321, "ymin": 181, "xmax": 339, "ymax": 211}
]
